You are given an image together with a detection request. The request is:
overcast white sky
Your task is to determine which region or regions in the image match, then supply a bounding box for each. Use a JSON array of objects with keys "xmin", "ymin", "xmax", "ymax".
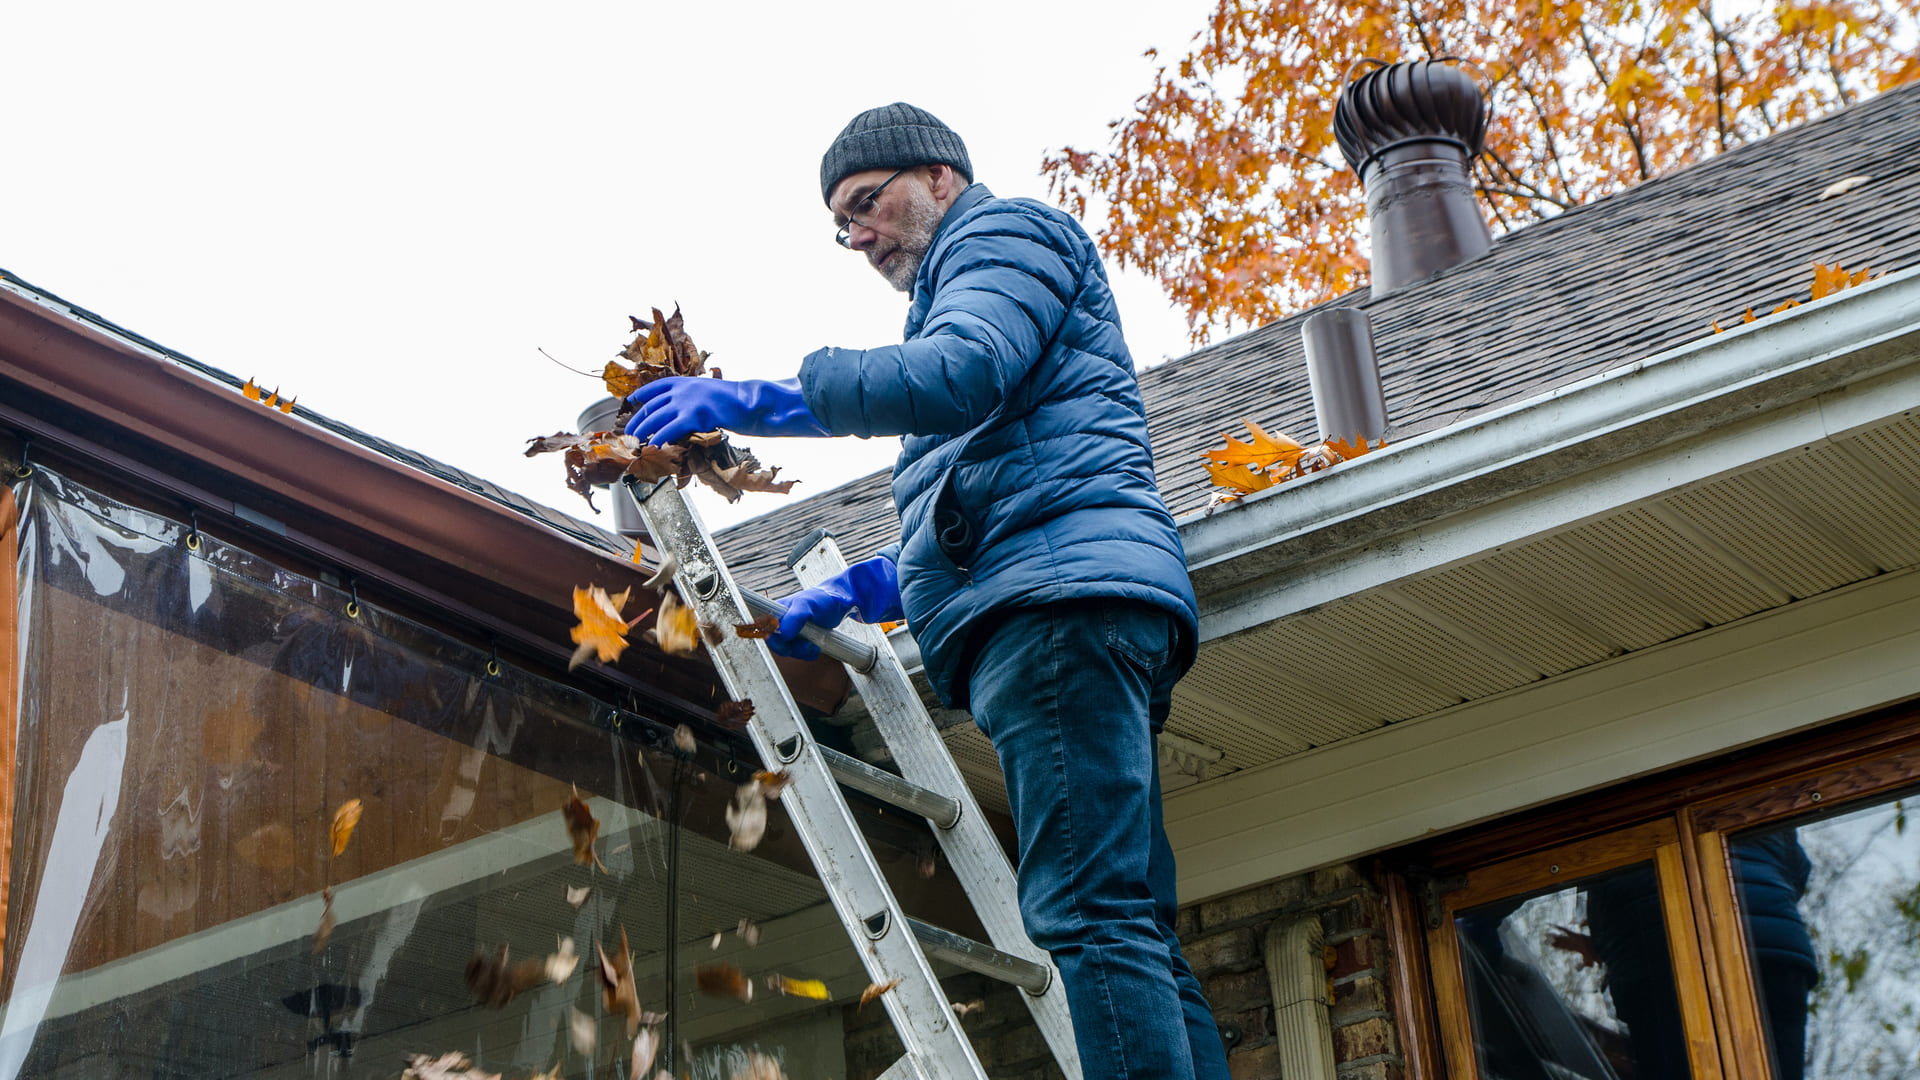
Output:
[{"xmin": 4, "ymin": 1, "xmax": 1218, "ymax": 534}]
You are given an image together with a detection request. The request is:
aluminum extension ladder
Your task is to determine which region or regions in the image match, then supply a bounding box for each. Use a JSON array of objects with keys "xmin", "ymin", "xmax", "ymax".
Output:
[{"xmin": 626, "ymin": 476, "xmax": 1081, "ymax": 1080}]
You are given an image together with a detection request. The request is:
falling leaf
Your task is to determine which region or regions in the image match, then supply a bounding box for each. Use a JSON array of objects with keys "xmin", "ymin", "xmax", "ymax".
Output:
[
  {"xmin": 952, "ymin": 998, "xmax": 986, "ymax": 1018},
  {"xmin": 568, "ymin": 1007, "xmax": 597, "ymax": 1056},
  {"xmin": 1817, "ymin": 175, "xmax": 1872, "ymax": 200},
  {"xmin": 695, "ymin": 962, "xmax": 754, "ymax": 1002},
  {"xmin": 736, "ymin": 917, "xmax": 761, "ymax": 946},
  {"xmin": 563, "ymin": 787, "xmax": 606, "ymax": 871},
  {"xmin": 859, "ymin": 977, "xmax": 902, "ymax": 1010},
  {"xmin": 570, "ymin": 585, "xmax": 633, "ymax": 669},
  {"xmin": 596, "ymin": 926, "xmax": 649, "ymax": 1038},
  {"xmin": 726, "ymin": 780, "xmax": 768, "ymax": 852},
  {"xmin": 546, "ymin": 937, "xmax": 580, "ymax": 984},
  {"xmin": 651, "ymin": 588, "xmax": 700, "ymax": 657},
  {"xmin": 311, "ymin": 887, "xmax": 336, "ymax": 954},
  {"xmin": 727, "ymin": 1052, "xmax": 787, "ymax": 1080},
  {"xmin": 631, "ymin": 1027, "xmax": 661, "ymax": 1077},
  {"xmin": 734, "ymin": 615, "xmax": 780, "ymax": 639},
  {"xmin": 715, "ymin": 699, "xmax": 756, "ymax": 730},
  {"xmin": 401, "ymin": 1051, "xmax": 501, "ymax": 1080},
  {"xmin": 233, "ymin": 823, "xmax": 297, "ymax": 870},
  {"xmin": 754, "ymin": 770, "xmax": 793, "ymax": 801},
  {"xmin": 673, "ymin": 724, "xmax": 696, "ymax": 754},
  {"xmin": 465, "ymin": 946, "xmax": 547, "ymax": 1008},
  {"xmin": 330, "ymin": 798, "xmax": 364, "ymax": 857},
  {"xmin": 767, "ymin": 974, "xmax": 831, "ymax": 1000}
]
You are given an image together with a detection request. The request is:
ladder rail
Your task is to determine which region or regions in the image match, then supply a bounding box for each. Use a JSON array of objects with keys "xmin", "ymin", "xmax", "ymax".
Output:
[
  {"xmin": 789, "ymin": 536, "xmax": 1084, "ymax": 1080},
  {"xmin": 629, "ymin": 479, "xmax": 989, "ymax": 1080}
]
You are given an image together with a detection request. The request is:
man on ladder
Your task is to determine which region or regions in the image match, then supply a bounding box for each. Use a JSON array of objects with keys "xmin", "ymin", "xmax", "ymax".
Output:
[{"xmin": 626, "ymin": 102, "xmax": 1230, "ymax": 1080}]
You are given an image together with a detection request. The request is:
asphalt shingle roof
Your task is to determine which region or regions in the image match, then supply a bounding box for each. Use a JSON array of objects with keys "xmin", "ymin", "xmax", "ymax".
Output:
[{"xmin": 714, "ymin": 81, "xmax": 1920, "ymax": 590}]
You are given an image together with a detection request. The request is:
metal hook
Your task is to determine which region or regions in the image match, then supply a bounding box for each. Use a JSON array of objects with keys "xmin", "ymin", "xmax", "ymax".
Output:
[
  {"xmin": 11, "ymin": 437, "xmax": 32, "ymax": 479},
  {"xmin": 485, "ymin": 641, "xmax": 501, "ymax": 678},
  {"xmin": 345, "ymin": 578, "xmax": 361, "ymax": 619},
  {"xmin": 184, "ymin": 508, "xmax": 202, "ymax": 552}
]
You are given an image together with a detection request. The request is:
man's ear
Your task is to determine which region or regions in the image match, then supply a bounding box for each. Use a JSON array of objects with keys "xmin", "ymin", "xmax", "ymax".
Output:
[{"xmin": 928, "ymin": 164, "xmax": 965, "ymax": 203}]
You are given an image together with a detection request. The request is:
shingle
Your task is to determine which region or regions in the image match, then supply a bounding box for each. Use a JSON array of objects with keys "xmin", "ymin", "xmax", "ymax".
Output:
[{"xmin": 717, "ymin": 82, "xmax": 1920, "ymax": 574}]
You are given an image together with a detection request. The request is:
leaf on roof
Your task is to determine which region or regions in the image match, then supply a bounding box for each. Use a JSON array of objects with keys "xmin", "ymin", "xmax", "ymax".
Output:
[
  {"xmin": 1202, "ymin": 420, "xmax": 1384, "ymax": 496},
  {"xmin": 1711, "ymin": 261, "xmax": 1878, "ymax": 333},
  {"xmin": 1817, "ymin": 175, "xmax": 1872, "ymax": 201}
]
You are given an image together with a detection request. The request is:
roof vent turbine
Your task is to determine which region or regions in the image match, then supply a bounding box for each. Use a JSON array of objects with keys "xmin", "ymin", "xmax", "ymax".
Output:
[{"xmin": 1334, "ymin": 58, "xmax": 1492, "ymax": 295}]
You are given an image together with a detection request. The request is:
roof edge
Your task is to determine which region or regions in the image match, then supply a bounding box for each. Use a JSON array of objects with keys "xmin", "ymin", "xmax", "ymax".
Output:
[{"xmin": 1182, "ymin": 266, "xmax": 1920, "ymax": 639}]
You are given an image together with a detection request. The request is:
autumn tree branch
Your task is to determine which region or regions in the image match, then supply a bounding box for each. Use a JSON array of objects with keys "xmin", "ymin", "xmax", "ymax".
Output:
[{"xmin": 1579, "ymin": 22, "xmax": 1653, "ymax": 179}]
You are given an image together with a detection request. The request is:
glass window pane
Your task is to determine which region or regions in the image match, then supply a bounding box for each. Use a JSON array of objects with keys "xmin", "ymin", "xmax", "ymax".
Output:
[
  {"xmin": 1455, "ymin": 861, "xmax": 1689, "ymax": 1079},
  {"xmin": 1735, "ymin": 792, "xmax": 1920, "ymax": 1080}
]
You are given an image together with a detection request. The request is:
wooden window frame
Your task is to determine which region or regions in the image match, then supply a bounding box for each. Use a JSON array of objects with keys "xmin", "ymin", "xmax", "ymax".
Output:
[
  {"xmin": 1395, "ymin": 698, "xmax": 1920, "ymax": 1080},
  {"xmin": 1424, "ymin": 818, "xmax": 1725, "ymax": 1080}
]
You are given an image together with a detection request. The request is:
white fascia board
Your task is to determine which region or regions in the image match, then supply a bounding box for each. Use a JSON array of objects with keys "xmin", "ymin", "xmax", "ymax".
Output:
[
  {"xmin": 1165, "ymin": 565, "xmax": 1920, "ymax": 903},
  {"xmin": 1179, "ymin": 268, "xmax": 1920, "ymax": 641}
]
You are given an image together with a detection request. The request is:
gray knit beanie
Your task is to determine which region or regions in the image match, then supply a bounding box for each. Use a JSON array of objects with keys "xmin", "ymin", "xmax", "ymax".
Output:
[{"xmin": 820, "ymin": 103, "xmax": 973, "ymax": 205}]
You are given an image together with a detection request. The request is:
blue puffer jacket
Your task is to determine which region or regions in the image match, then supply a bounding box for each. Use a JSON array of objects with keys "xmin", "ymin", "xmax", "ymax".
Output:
[{"xmin": 798, "ymin": 184, "xmax": 1198, "ymax": 707}]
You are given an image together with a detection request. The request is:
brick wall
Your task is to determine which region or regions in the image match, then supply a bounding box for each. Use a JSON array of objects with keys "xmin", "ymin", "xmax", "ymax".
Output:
[{"xmin": 842, "ymin": 862, "xmax": 1408, "ymax": 1080}]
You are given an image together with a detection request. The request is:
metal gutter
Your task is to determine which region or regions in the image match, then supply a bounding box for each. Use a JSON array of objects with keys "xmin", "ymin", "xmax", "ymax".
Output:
[
  {"xmin": 1178, "ymin": 267, "xmax": 1920, "ymax": 641},
  {"xmin": 0, "ymin": 277, "xmax": 851, "ymax": 720}
]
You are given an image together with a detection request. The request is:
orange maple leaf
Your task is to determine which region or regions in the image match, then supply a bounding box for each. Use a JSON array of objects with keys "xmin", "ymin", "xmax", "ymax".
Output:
[
  {"xmin": 330, "ymin": 798, "xmax": 364, "ymax": 857},
  {"xmin": 570, "ymin": 585, "xmax": 633, "ymax": 669},
  {"xmin": 1205, "ymin": 418, "xmax": 1305, "ymax": 470},
  {"xmin": 1203, "ymin": 460, "xmax": 1277, "ymax": 495},
  {"xmin": 650, "ymin": 588, "xmax": 700, "ymax": 657}
]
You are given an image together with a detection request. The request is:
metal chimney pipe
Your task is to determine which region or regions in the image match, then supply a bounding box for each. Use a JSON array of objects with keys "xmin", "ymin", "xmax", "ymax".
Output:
[
  {"xmin": 1301, "ymin": 308, "xmax": 1387, "ymax": 445},
  {"xmin": 1334, "ymin": 59, "xmax": 1493, "ymax": 295}
]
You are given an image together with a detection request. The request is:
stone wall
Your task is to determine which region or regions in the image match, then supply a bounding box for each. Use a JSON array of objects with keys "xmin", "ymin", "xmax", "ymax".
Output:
[{"xmin": 842, "ymin": 862, "xmax": 1409, "ymax": 1080}]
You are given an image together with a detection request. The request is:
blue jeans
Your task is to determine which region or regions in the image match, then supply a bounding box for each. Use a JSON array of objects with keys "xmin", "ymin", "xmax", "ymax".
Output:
[{"xmin": 967, "ymin": 600, "xmax": 1230, "ymax": 1080}]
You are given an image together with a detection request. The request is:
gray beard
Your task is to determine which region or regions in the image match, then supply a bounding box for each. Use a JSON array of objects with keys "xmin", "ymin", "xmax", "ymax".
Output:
[{"xmin": 877, "ymin": 186, "xmax": 948, "ymax": 292}]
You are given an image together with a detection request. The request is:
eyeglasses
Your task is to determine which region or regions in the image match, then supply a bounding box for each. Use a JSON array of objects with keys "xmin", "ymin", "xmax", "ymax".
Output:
[{"xmin": 834, "ymin": 168, "xmax": 907, "ymax": 248}]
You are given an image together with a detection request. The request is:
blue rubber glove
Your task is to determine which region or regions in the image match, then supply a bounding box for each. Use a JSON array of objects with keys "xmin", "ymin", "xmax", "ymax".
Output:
[
  {"xmin": 768, "ymin": 556, "xmax": 904, "ymax": 661},
  {"xmin": 625, "ymin": 376, "xmax": 828, "ymax": 446}
]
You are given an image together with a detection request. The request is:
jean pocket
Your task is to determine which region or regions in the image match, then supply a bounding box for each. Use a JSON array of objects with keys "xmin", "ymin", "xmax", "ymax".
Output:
[{"xmin": 1103, "ymin": 602, "xmax": 1175, "ymax": 677}]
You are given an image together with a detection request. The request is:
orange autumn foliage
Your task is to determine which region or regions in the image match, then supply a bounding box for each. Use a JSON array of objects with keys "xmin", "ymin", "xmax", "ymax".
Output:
[{"xmin": 1044, "ymin": 0, "xmax": 1920, "ymax": 343}]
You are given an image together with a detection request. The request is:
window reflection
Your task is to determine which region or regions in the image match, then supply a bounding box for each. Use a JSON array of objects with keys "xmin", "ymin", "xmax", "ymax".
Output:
[
  {"xmin": 1, "ymin": 470, "xmax": 879, "ymax": 1078},
  {"xmin": 1455, "ymin": 861, "xmax": 1688, "ymax": 1079},
  {"xmin": 1736, "ymin": 792, "xmax": 1920, "ymax": 1080}
]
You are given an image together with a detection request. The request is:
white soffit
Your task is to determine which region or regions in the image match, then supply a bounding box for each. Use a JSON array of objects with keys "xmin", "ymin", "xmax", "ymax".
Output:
[{"xmin": 1165, "ymin": 567, "xmax": 1920, "ymax": 902}]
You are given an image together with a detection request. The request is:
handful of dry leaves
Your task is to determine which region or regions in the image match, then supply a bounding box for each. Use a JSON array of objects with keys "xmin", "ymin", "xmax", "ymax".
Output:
[{"xmin": 526, "ymin": 306, "xmax": 797, "ymax": 505}]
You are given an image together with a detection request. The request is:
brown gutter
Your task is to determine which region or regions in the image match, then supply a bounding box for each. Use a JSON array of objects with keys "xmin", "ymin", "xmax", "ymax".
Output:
[{"xmin": 0, "ymin": 283, "xmax": 850, "ymax": 720}]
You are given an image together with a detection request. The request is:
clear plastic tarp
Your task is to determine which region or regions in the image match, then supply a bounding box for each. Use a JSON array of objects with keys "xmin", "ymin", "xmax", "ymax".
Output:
[{"xmin": 0, "ymin": 468, "xmax": 876, "ymax": 1078}]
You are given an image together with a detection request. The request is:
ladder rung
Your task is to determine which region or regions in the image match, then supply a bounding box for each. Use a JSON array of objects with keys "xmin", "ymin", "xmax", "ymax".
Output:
[
  {"xmin": 739, "ymin": 588, "xmax": 878, "ymax": 673},
  {"xmin": 907, "ymin": 918, "xmax": 1051, "ymax": 995},
  {"xmin": 820, "ymin": 746, "xmax": 962, "ymax": 829}
]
